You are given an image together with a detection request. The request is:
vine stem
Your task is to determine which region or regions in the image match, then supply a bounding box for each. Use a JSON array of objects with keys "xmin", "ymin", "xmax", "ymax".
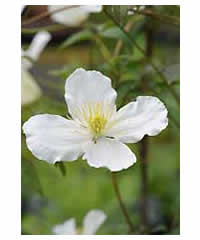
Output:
[
  {"xmin": 129, "ymin": 9, "xmax": 180, "ymax": 27},
  {"xmin": 139, "ymin": 15, "xmax": 154, "ymax": 232},
  {"xmin": 111, "ymin": 172, "xmax": 134, "ymax": 233},
  {"xmin": 104, "ymin": 8, "xmax": 180, "ymax": 106}
]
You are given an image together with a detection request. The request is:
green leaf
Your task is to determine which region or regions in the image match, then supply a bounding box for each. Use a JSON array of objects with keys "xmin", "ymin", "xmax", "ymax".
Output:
[
  {"xmin": 100, "ymin": 27, "xmax": 132, "ymax": 46},
  {"xmin": 116, "ymin": 80, "xmax": 140, "ymax": 107},
  {"xmin": 60, "ymin": 30, "xmax": 94, "ymax": 49}
]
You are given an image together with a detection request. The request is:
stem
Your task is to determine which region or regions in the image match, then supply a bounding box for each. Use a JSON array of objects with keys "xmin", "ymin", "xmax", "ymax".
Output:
[
  {"xmin": 104, "ymin": 9, "xmax": 180, "ymax": 106},
  {"xmin": 129, "ymin": 9, "xmax": 180, "ymax": 27},
  {"xmin": 114, "ymin": 19, "xmax": 135, "ymax": 56},
  {"xmin": 111, "ymin": 172, "xmax": 134, "ymax": 233},
  {"xmin": 139, "ymin": 18, "xmax": 154, "ymax": 232},
  {"xmin": 21, "ymin": 24, "xmax": 68, "ymax": 34},
  {"xmin": 22, "ymin": 5, "xmax": 80, "ymax": 27},
  {"xmin": 140, "ymin": 137, "xmax": 149, "ymax": 233}
]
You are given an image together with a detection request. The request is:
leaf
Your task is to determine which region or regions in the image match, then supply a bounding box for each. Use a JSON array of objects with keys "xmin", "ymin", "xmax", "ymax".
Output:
[
  {"xmin": 60, "ymin": 30, "xmax": 94, "ymax": 49},
  {"xmin": 116, "ymin": 80, "xmax": 140, "ymax": 107},
  {"xmin": 100, "ymin": 27, "xmax": 132, "ymax": 46}
]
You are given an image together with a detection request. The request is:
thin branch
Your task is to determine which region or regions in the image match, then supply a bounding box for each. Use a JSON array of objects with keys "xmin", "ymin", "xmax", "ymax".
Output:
[
  {"xmin": 104, "ymin": 9, "xmax": 180, "ymax": 106},
  {"xmin": 111, "ymin": 172, "xmax": 134, "ymax": 233},
  {"xmin": 130, "ymin": 9, "xmax": 180, "ymax": 27},
  {"xmin": 139, "ymin": 20, "xmax": 154, "ymax": 232},
  {"xmin": 21, "ymin": 24, "xmax": 67, "ymax": 34},
  {"xmin": 114, "ymin": 19, "xmax": 135, "ymax": 56},
  {"xmin": 22, "ymin": 5, "xmax": 80, "ymax": 27}
]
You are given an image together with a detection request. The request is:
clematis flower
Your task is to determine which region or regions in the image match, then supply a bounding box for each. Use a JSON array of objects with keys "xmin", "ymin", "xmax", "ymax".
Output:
[
  {"xmin": 23, "ymin": 68, "xmax": 168, "ymax": 171},
  {"xmin": 52, "ymin": 209, "xmax": 106, "ymax": 235},
  {"xmin": 21, "ymin": 31, "xmax": 51, "ymax": 105},
  {"xmin": 48, "ymin": 5, "xmax": 102, "ymax": 27}
]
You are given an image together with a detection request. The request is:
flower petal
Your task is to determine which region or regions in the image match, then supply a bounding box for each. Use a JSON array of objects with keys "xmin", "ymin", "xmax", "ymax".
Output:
[
  {"xmin": 65, "ymin": 68, "xmax": 117, "ymax": 121},
  {"xmin": 48, "ymin": 5, "xmax": 89, "ymax": 26},
  {"xmin": 83, "ymin": 5, "xmax": 102, "ymax": 13},
  {"xmin": 106, "ymin": 96, "xmax": 168, "ymax": 143},
  {"xmin": 21, "ymin": 70, "xmax": 42, "ymax": 106},
  {"xmin": 83, "ymin": 137, "xmax": 136, "ymax": 172},
  {"xmin": 52, "ymin": 218, "xmax": 77, "ymax": 235},
  {"xmin": 23, "ymin": 114, "xmax": 91, "ymax": 164},
  {"xmin": 82, "ymin": 209, "xmax": 107, "ymax": 235},
  {"xmin": 48, "ymin": 6, "xmax": 102, "ymax": 27}
]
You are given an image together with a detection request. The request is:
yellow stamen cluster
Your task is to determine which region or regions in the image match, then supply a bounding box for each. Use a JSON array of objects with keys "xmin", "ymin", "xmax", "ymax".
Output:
[
  {"xmin": 86, "ymin": 103, "xmax": 114, "ymax": 136},
  {"xmin": 72, "ymin": 102, "xmax": 114, "ymax": 138},
  {"xmin": 88, "ymin": 115, "xmax": 108, "ymax": 136},
  {"xmin": 87, "ymin": 103, "xmax": 109, "ymax": 137}
]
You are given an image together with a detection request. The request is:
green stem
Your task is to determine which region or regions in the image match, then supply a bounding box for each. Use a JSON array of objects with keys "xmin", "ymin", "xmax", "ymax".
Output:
[
  {"xmin": 111, "ymin": 172, "xmax": 134, "ymax": 233},
  {"xmin": 104, "ymin": 9, "xmax": 180, "ymax": 106}
]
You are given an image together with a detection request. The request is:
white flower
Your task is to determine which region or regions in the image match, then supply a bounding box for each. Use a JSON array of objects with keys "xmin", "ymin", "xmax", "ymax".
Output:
[
  {"xmin": 21, "ymin": 31, "xmax": 51, "ymax": 105},
  {"xmin": 52, "ymin": 209, "xmax": 106, "ymax": 235},
  {"xmin": 48, "ymin": 5, "xmax": 102, "ymax": 27},
  {"xmin": 23, "ymin": 68, "xmax": 168, "ymax": 171}
]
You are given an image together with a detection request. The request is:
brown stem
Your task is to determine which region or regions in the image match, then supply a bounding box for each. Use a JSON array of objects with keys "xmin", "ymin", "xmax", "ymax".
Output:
[
  {"xmin": 139, "ymin": 14, "xmax": 154, "ymax": 233},
  {"xmin": 130, "ymin": 8, "xmax": 180, "ymax": 27},
  {"xmin": 21, "ymin": 5, "xmax": 80, "ymax": 27},
  {"xmin": 111, "ymin": 172, "xmax": 134, "ymax": 233},
  {"xmin": 140, "ymin": 137, "xmax": 149, "ymax": 232}
]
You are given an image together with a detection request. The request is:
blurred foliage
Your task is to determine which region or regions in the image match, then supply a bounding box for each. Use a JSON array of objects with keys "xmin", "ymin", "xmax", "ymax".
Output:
[
  {"xmin": 21, "ymin": 5, "xmax": 180, "ymax": 235},
  {"xmin": 106, "ymin": 6, "xmax": 130, "ymax": 26}
]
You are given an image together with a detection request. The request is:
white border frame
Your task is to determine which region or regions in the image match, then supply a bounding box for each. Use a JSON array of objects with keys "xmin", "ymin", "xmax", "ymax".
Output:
[{"xmin": 3, "ymin": 0, "xmax": 193, "ymax": 239}]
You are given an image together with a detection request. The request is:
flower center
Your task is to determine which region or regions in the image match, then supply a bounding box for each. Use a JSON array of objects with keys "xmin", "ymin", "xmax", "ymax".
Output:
[
  {"xmin": 88, "ymin": 115, "xmax": 108, "ymax": 137},
  {"xmin": 72, "ymin": 102, "xmax": 115, "ymax": 139}
]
